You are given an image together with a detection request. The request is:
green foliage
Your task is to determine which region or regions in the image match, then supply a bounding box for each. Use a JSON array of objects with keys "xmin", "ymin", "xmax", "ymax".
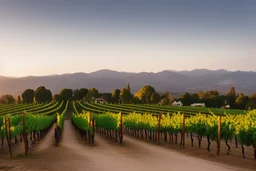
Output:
[
  {"xmin": 71, "ymin": 111, "xmax": 90, "ymax": 131},
  {"xmin": 180, "ymin": 92, "xmax": 191, "ymax": 106},
  {"xmin": 94, "ymin": 113, "xmax": 121, "ymax": 131},
  {"xmin": 60, "ymin": 89, "xmax": 73, "ymax": 101},
  {"xmin": 245, "ymin": 94, "xmax": 256, "ymax": 110},
  {"xmin": 150, "ymin": 92, "xmax": 161, "ymax": 104},
  {"xmin": 56, "ymin": 101, "xmax": 69, "ymax": 129},
  {"xmin": 0, "ymin": 112, "xmax": 57, "ymax": 139},
  {"xmin": 120, "ymin": 88, "xmax": 132, "ymax": 104},
  {"xmin": 134, "ymin": 85, "xmax": 155, "ymax": 104},
  {"xmin": 127, "ymin": 84, "xmax": 131, "ymax": 93},
  {"xmin": 35, "ymin": 86, "xmax": 52, "ymax": 103},
  {"xmin": 74, "ymin": 88, "xmax": 88, "ymax": 100},
  {"xmin": 53, "ymin": 94, "xmax": 63, "ymax": 102},
  {"xmin": 86, "ymin": 88, "xmax": 99, "ymax": 101},
  {"xmin": 22, "ymin": 89, "xmax": 35, "ymax": 103},
  {"xmin": 159, "ymin": 98, "xmax": 169, "ymax": 105},
  {"xmin": 111, "ymin": 89, "xmax": 121, "ymax": 103},
  {"xmin": 235, "ymin": 93, "xmax": 249, "ymax": 109}
]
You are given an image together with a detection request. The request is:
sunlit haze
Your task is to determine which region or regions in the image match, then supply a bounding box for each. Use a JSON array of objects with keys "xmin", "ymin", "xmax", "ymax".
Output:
[{"xmin": 0, "ymin": 0, "xmax": 255, "ymax": 77}]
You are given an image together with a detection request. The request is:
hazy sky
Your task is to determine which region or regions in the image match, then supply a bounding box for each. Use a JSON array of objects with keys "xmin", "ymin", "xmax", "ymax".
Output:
[{"xmin": 0, "ymin": 0, "xmax": 255, "ymax": 77}]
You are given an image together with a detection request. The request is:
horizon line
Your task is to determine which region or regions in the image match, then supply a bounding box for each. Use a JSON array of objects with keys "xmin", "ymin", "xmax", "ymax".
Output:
[{"xmin": 1, "ymin": 68, "xmax": 256, "ymax": 78}]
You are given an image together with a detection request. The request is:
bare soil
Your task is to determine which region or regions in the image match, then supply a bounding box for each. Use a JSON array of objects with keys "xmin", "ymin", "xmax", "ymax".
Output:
[{"xmin": 0, "ymin": 120, "xmax": 255, "ymax": 171}]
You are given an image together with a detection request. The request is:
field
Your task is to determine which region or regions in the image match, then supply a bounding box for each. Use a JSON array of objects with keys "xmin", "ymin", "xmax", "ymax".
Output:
[{"xmin": 0, "ymin": 101, "xmax": 255, "ymax": 171}]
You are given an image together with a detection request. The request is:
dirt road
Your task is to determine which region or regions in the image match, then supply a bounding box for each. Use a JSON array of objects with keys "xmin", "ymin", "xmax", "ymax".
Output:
[{"xmin": 0, "ymin": 120, "xmax": 250, "ymax": 171}]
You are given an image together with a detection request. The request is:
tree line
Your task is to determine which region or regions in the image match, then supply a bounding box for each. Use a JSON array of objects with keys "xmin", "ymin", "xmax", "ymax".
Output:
[{"xmin": 0, "ymin": 85, "xmax": 255, "ymax": 110}]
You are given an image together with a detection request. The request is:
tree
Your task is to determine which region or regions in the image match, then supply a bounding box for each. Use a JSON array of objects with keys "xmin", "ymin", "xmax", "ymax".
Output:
[
  {"xmin": 120, "ymin": 88, "xmax": 132, "ymax": 104},
  {"xmin": 165, "ymin": 92, "xmax": 175, "ymax": 104},
  {"xmin": 17, "ymin": 95, "xmax": 21, "ymax": 104},
  {"xmin": 127, "ymin": 84, "xmax": 131, "ymax": 93},
  {"xmin": 53, "ymin": 94, "xmax": 63, "ymax": 102},
  {"xmin": 111, "ymin": 89, "xmax": 121, "ymax": 103},
  {"xmin": 60, "ymin": 89, "xmax": 73, "ymax": 101},
  {"xmin": 190, "ymin": 93, "xmax": 200, "ymax": 104},
  {"xmin": 150, "ymin": 92, "xmax": 161, "ymax": 104},
  {"xmin": 134, "ymin": 85, "xmax": 156, "ymax": 104},
  {"xmin": 228, "ymin": 86, "xmax": 236, "ymax": 96},
  {"xmin": 235, "ymin": 93, "xmax": 249, "ymax": 109},
  {"xmin": 226, "ymin": 86, "xmax": 237, "ymax": 108},
  {"xmin": 0, "ymin": 95, "xmax": 16, "ymax": 104},
  {"xmin": 245, "ymin": 93, "xmax": 256, "ymax": 109},
  {"xmin": 159, "ymin": 98, "xmax": 169, "ymax": 105},
  {"xmin": 132, "ymin": 96, "xmax": 141, "ymax": 104},
  {"xmin": 209, "ymin": 95, "xmax": 225, "ymax": 108},
  {"xmin": 101, "ymin": 93, "xmax": 112, "ymax": 102},
  {"xmin": 74, "ymin": 88, "xmax": 88, "ymax": 100},
  {"xmin": 35, "ymin": 86, "xmax": 52, "ymax": 103},
  {"xmin": 22, "ymin": 89, "xmax": 35, "ymax": 103},
  {"xmin": 180, "ymin": 92, "xmax": 191, "ymax": 106},
  {"xmin": 45, "ymin": 89, "xmax": 52, "ymax": 102},
  {"xmin": 86, "ymin": 88, "xmax": 99, "ymax": 101}
]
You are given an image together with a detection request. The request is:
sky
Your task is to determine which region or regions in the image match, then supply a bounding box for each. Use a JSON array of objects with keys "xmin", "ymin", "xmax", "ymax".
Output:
[{"xmin": 0, "ymin": 0, "xmax": 255, "ymax": 77}]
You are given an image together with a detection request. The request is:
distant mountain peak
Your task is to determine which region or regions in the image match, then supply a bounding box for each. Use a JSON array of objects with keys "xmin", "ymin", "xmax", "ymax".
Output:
[{"xmin": 1, "ymin": 69, "xmax": 256, "ymax": 96}]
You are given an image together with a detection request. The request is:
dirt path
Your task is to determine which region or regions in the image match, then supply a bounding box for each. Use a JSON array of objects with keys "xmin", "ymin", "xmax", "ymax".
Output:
[{"xmin": 0, "ymin": 118, "xmax": 248, "ymax": 171}]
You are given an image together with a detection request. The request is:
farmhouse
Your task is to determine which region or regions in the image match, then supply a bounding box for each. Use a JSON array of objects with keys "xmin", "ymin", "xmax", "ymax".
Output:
[
  {"xmin": 94, "ymin": 97, "xmax": 107, "ymax": 104},
  {"xmin": 172, "ymin": 101, "xmax": 183, "ymax": 106},
  {"xmin": 191, "ymin": 103, "xmax": 205, "ymax": 107}
]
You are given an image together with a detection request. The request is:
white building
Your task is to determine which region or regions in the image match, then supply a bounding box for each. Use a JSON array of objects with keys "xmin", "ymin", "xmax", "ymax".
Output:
[
  {"xmin": 191, "ymin": 103, "xmax": 206, "ymax": 107},
  {"xmin": 172, "ymin": 101, "xmax": 183, "ymax": 106},
  {"xmin": 95, "ymin": 98, "xmax": 107, "ymax": 104}
]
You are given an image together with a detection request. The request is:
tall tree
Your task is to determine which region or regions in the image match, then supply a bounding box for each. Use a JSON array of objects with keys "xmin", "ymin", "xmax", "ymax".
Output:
[
  {"xmin": 22, "ymin": 89, "xmax": 35, "ymax": 103},
  {"xmin": 180, "ymin": 92, "xmax": 191, "ymax": 106},
  {"xmin": 74, "ymin": 88, "xmax": 88, "ymax": 100},
  {"xmin": 111, "ymin": 89, "xmax": 121, "ymax": 103},
  {"xmin": 60, "ymin": 89, "xmax": 73, "ymax": 101},
  {"xmin": 159, "ymin": 98, "xmax": 169, "ymax": 105},
  {"xmin": 150, "ymin": 92, "xmax": 161, "ymax": 104},
  {"xmin": 45, "ymin": 89, "xmax": 53, "ymax": 102},
  {"xmin": 228, "ymin": 86, "xmax": 236, "ymax": 96},
  {"xmin": 132, "ymin": 96, "xmax": 141, "ymax": 104},
  {"xmin": 190, "ymin": 93, "xmax": 200, "ymax": 103},
  {"xmin": 53, "ymin": 94, "xmax": 63, "ymax": 102},
  {"xmin": 235, "ymin": 93, "xmax": 249, "ymax": 109},
  {"xmin": 245, "ymin": 93, "xmax": 256, "ymax": 109},
  {"xmin": 159, "ymin": 91, "xmax": 174, "ymax": 105},
  {"xmin": 127, "ymin": 84, "xmax": 131, "ymax": 93},
  {"xmin": 134, "ymin": 85, "xmax": 156, "ymax": 104},
  {"xmin": 17, "ymin": 95, "xmax": 21, "ymax": 104},
  {"xmin": 226, "ymin": 86, "xmax": 237, "ymax": 108},
  {"xmin": 120, "ymin": 88, "xmax": 132, "ymax": 104},
  {"xmin": 86, "ymin": 88, "xmax": 99, "ymax": 101},
  {"xmin": 35, "ymin": 86, "xmax": 52, "ymax": 103}
]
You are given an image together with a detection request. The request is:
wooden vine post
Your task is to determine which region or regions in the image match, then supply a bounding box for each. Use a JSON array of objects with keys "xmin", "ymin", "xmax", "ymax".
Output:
[
  {"xmin": 181, "ymin": 113, "xmax": 185, "ymax": 147},
  {"xmin": 158, "ymin": 113, "xmax": 162, "ymax": 144},
  {"xmin": 8, "ymin": 118, "xmax": 13, "ymax": 158},
  {"xmin": 22, "ymin": 112, "xmax": 28, "ymax": 155},
  {"xmin": 217, "ymin": 116, "xmax": 221, "ymax": 155},
  {"xmin": 119, "ymin": 112, "xmax": 123, "ymax": 144},
  {"xmin": 5, "ymin": 116, "xmax": 12, "ymax": 158}
]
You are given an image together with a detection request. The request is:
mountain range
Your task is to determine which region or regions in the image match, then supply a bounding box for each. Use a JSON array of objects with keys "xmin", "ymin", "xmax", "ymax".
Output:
[{"xmin": 1, "ymin": 69, "xmax": 256, "ymax": 97}]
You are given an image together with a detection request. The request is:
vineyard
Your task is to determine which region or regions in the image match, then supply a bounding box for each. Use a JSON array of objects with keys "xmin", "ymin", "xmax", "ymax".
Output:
[
  {"xmin": 0, "ymin": 100, "xmax": 255, "ymax": 170},
  {"xmin": 72, "ymin": 101, "xmax": 256, "ymax": 159},
  {"xmin": 0, "ymin": 101, "xmax": 68, "ymax": 156}
]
